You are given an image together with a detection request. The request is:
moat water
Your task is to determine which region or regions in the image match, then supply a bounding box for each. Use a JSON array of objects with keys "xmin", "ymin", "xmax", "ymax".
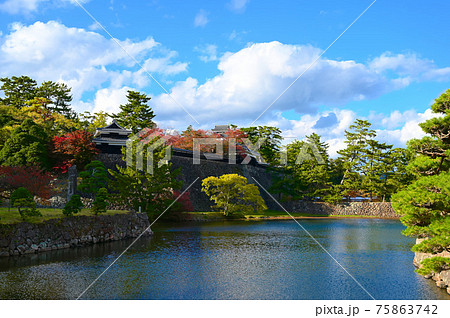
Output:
[{"xmin": 0, "ymin": 219, "xmax": 448, "ymax": 300}]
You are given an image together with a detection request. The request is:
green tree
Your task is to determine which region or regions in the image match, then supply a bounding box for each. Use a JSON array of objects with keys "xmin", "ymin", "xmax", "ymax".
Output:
[
  {"xmin": 271, "ymin": 133, "xmax": 333, "ymax": 201},
  {"xmin": 114, "ymin": 90, "xmax": 155, "ymax": 134},
  {"xmin": 335, "ymin": 119, "xmax": 408, "ymax": 201},
  {"xmin": 108, "ymin": 133, "xmax": 181, "ymax": 219},
  {"xmin": 0, "ymin": 104, "xmax": 23, "ymax": 147},
  {"xmin": 0, "ymin": 76, "xmax": 37, "ymax": 109},
  {"xmin": 78, "ymin": 160, "xmax": 109, "ymax": 197},
  {"xmin": 36, "ymin": 81, "xmax": 74, "ymax": 119},
  {"xmin": 241, "ymin": 126, "xmax": 282, "ymax": 164},
  {"xmin": 369, "ymin": 147, "xmax": 412, "ymax": 202},
  {"xmin": 201, "ymin": 174, "xmax": 267, "ymax": 216},
  {"xmin": 336, "ymin": 119, "xmax": 376, "ymax": 200},
  {"xmin": 63, "ymin": 194, "xmax": 83, "ymax": 216},
  {"xmin": 78, "ymin": 111, "xmax": 110, "ymax": 133},
  {"xmin": 0, "ymin": 119, "xmax": 50, "ymax": 169},
  {"xmin": 91, "ymin": 188, "xmax": 108, "ymax": 215},
  {"xmin": 392, "ymin": 89, "xmax": 450, "ymax": 276},
  {"xmin": 11, "ymin": 187, "xmax": 41, "ymax": 220}
]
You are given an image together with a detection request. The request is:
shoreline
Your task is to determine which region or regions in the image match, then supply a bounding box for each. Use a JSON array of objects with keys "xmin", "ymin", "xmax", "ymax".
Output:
[{"xmin": 173, "ymin": 212, "xmax": 400, "ymax": 222}]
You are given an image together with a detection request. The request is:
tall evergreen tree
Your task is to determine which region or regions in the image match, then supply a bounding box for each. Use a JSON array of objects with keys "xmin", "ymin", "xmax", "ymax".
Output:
[
  {"xmin": 335, "ymin": 119, "xmax": 409, "ymax": 201},
  {"xmin": 337, "ymin": 119, "xmax": 376, "ymax": 200},
  {"xmin": 114, "ymin": 90, "xmax": 155, "ymax": 134},
  {"xmin": 392, "ymin": 89, "xmax": 450, "ymax": 276},
  {"xmin": 271, "ymin": 133, "xmax": 333, "ymax": 201},
  {"xmin": 241, "ymin": 126, "xmax": 283, "ymax": 165},
  {"xmin": 37, "ymin": 81, "xmax": 74, "ymax": 119},
  {"xmin": 0, "ymin": 76, "xmax": 37, "ymax": 109}
]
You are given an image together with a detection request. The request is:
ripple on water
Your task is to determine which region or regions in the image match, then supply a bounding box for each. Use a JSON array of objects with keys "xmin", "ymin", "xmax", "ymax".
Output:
[{"xmin": 0, "ymin": 219, "xmax": 448, "ymax": 300}]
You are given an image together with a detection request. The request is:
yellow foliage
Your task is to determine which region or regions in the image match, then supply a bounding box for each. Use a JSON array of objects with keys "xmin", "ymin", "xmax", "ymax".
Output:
[{"xmin": 201, "ymin": 173, "xmax": 267, "ymax": 216}]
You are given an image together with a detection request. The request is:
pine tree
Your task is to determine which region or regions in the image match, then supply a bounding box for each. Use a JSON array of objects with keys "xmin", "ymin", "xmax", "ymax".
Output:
[
  {"xmin": 272, "ymin": 133, "xmax": 332, "ymax": 201},
  {"xmin": 241, "ymin": 126, "xmax": 283, "ymax": 165},
  {"xmin": 37, "ymin": 81, "xmax": 74, "ymax": 119},
  {"xmin": 0, "ymin": 76, "xmax": 38, "ymax": 109},
  {"xmin": 108, "ymin": 133, "xmax": 181, "ymax": 220},
  {"xmin": 91, "ymin": 188, "xmax": 108, "ymax": 215},
  {"xmin": 335, "ymin": 119, "xmax": 408, "ymax": 201},
  {"xmin": 114, "ymin": 90, "xmax": 155, "ymax": 134},
  {"xmin": 337, "ymin": 119, "xmax": 376, "ymax": 200},
  {"xmin": 392, "ymin": 89, "xmax": 450, "ymax": 276},
  {"xmin": 78, "ymin": 160, "xmax": 109, "ymax": 197}
]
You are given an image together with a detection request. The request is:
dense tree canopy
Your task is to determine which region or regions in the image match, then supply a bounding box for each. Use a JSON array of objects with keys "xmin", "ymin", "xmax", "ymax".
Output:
[
  {"xmin": 271, "ymin": 133, "xmax": 333, "ymax": 201},
  {"xmin": 0, "ymin": 165, "xmax": 54, "ymax": 200},
  {"xmin": 0, "ymin": 76, "xmax": 74, "ymax": 119},
  {"xmin": 336, "ymin": 119, "xmax": 410, "ymax": 201},
  {"xmin": 36, "ymin": 81, "xmax": 74, "ymax": 119},
  {"xmin": 0, "ymin": 119, "xmax": 50, "ymax": 169},
  {"xmin": 0, "ymin": 76, "xmax": 38, "ymax": 109},
  {"xmin": 52, "ymin": 129, "xmax": 99, "ymax": 170}
]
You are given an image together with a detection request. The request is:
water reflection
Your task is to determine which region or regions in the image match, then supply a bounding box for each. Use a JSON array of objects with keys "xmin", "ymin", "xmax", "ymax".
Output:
[{"xmin": 0, "ymin": 219, "xmax": 448, "ymax": 300}]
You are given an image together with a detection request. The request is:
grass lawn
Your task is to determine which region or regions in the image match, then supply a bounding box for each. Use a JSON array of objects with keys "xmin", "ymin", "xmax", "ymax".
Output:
[{"xmin": 0, "ymin": 207, "xmax": 130, "ymax": 225}]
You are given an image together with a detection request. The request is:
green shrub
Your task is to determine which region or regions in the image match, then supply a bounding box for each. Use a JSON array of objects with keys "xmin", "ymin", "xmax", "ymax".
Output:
[
  {"xmin": 92, "ymin": 188, "xmax": 108, "ymax": 215},
  {"xmin": 11, "ymin": 187, "xmax": 42, "ymax": 220},
  {"xmin": 416, "ymin": 256, "xmax": 450, "ymax": 276},
  {"xmin": 63, "ymin": 195, "xmax": 84, "ymax": 216}
]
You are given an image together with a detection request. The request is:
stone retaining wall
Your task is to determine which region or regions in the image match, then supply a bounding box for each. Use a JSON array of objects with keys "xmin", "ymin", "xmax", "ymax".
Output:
[
  {"xmin": 0, "ymin": 212, "xmax": 151, "ymax": 257},
  {"xmin": 281, "ymin": 201, "xmax": 398, "ymax": 218},
  {"xmin": 97, "ymin": 153, "xmax": 399, "ymax": 218},
  {"xmin": 414, "ymin": 239, "xmax": 450, "ymax": 295}
]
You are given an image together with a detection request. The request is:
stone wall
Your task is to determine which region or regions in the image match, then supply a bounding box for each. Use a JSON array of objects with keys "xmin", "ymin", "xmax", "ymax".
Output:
[
  {"xmin": 414, "ymin": 239, "xmax": 450, "ymax": 295},
  {"xmin": 170, "ymin": 155, "xmax": 276, "ymax": 211},
  {"xmin": 0, "ymin": 212, "xmax": 151, "ymax": 257},
  {"xmin": 97, "ymin": 153, "xmax": 276, "ymax": 211},
  {"xmin": 280, "ymin": 201, "xmax": 398, "ymax": 217}
]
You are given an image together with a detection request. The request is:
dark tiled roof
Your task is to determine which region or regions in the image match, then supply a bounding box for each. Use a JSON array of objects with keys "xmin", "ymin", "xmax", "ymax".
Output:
[{"xmin": 97, "ymin": 119, "xmax": 128, "ymax": 131}]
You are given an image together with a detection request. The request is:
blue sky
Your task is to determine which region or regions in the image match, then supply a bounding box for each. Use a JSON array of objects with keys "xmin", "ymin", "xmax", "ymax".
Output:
[{"xmin": 0, "ymin": 0, "xmax": 449, "ymax": 155}]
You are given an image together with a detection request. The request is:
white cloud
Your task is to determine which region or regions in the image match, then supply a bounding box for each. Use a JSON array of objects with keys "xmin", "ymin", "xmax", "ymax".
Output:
[
  {"xmin": 266, "ymin": 107, "xmax": 441, "ymax": 158},
  {"xmin": 376, "ymin": 108, "xmax": 442, "ymax": 146},
  {"xmin": 194, "ymin": 10, "xmax": 209, "ymax": 27},
  {"xmin": 0, "ymin": 0, "xmax": 44, "ymax": 14},
  {"xmin": 0, "ymin": 0, "xmax": 88, "ymax": 14},
  {"xmin": 227, "ymin": 0, "xmax": 250, "ymax": 13},
  {"xmin": 149, "ymin": 42, "xmax": 450, "ymax": 134},
  {"xmin": 0, "ymin": 20, "xmax": 187, "ymax": 106},
  {"xmin": 370, "ymin": 52, "xmax": 450, "ymax": 85},
  {"xmin": 0, "ymin": 20, "xmax": 447, "ymax": 153},
  {"xmin": 91, "ymin": 86, "xmax": 130, "ymax": 115},
  {"xmin": 152, "ymin": 41, "xmax": 389, "ymax": 126},
  {"xmin": 195, "ymin": 44, "xmax": 218, "ymax": 62},
  {"xmin": 88, "ymin": 22, "xmax": 101, "ymax": 31},
  {"xmin": 278, "ymin": 109, "xmax": 356, "ymax": 157}
]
